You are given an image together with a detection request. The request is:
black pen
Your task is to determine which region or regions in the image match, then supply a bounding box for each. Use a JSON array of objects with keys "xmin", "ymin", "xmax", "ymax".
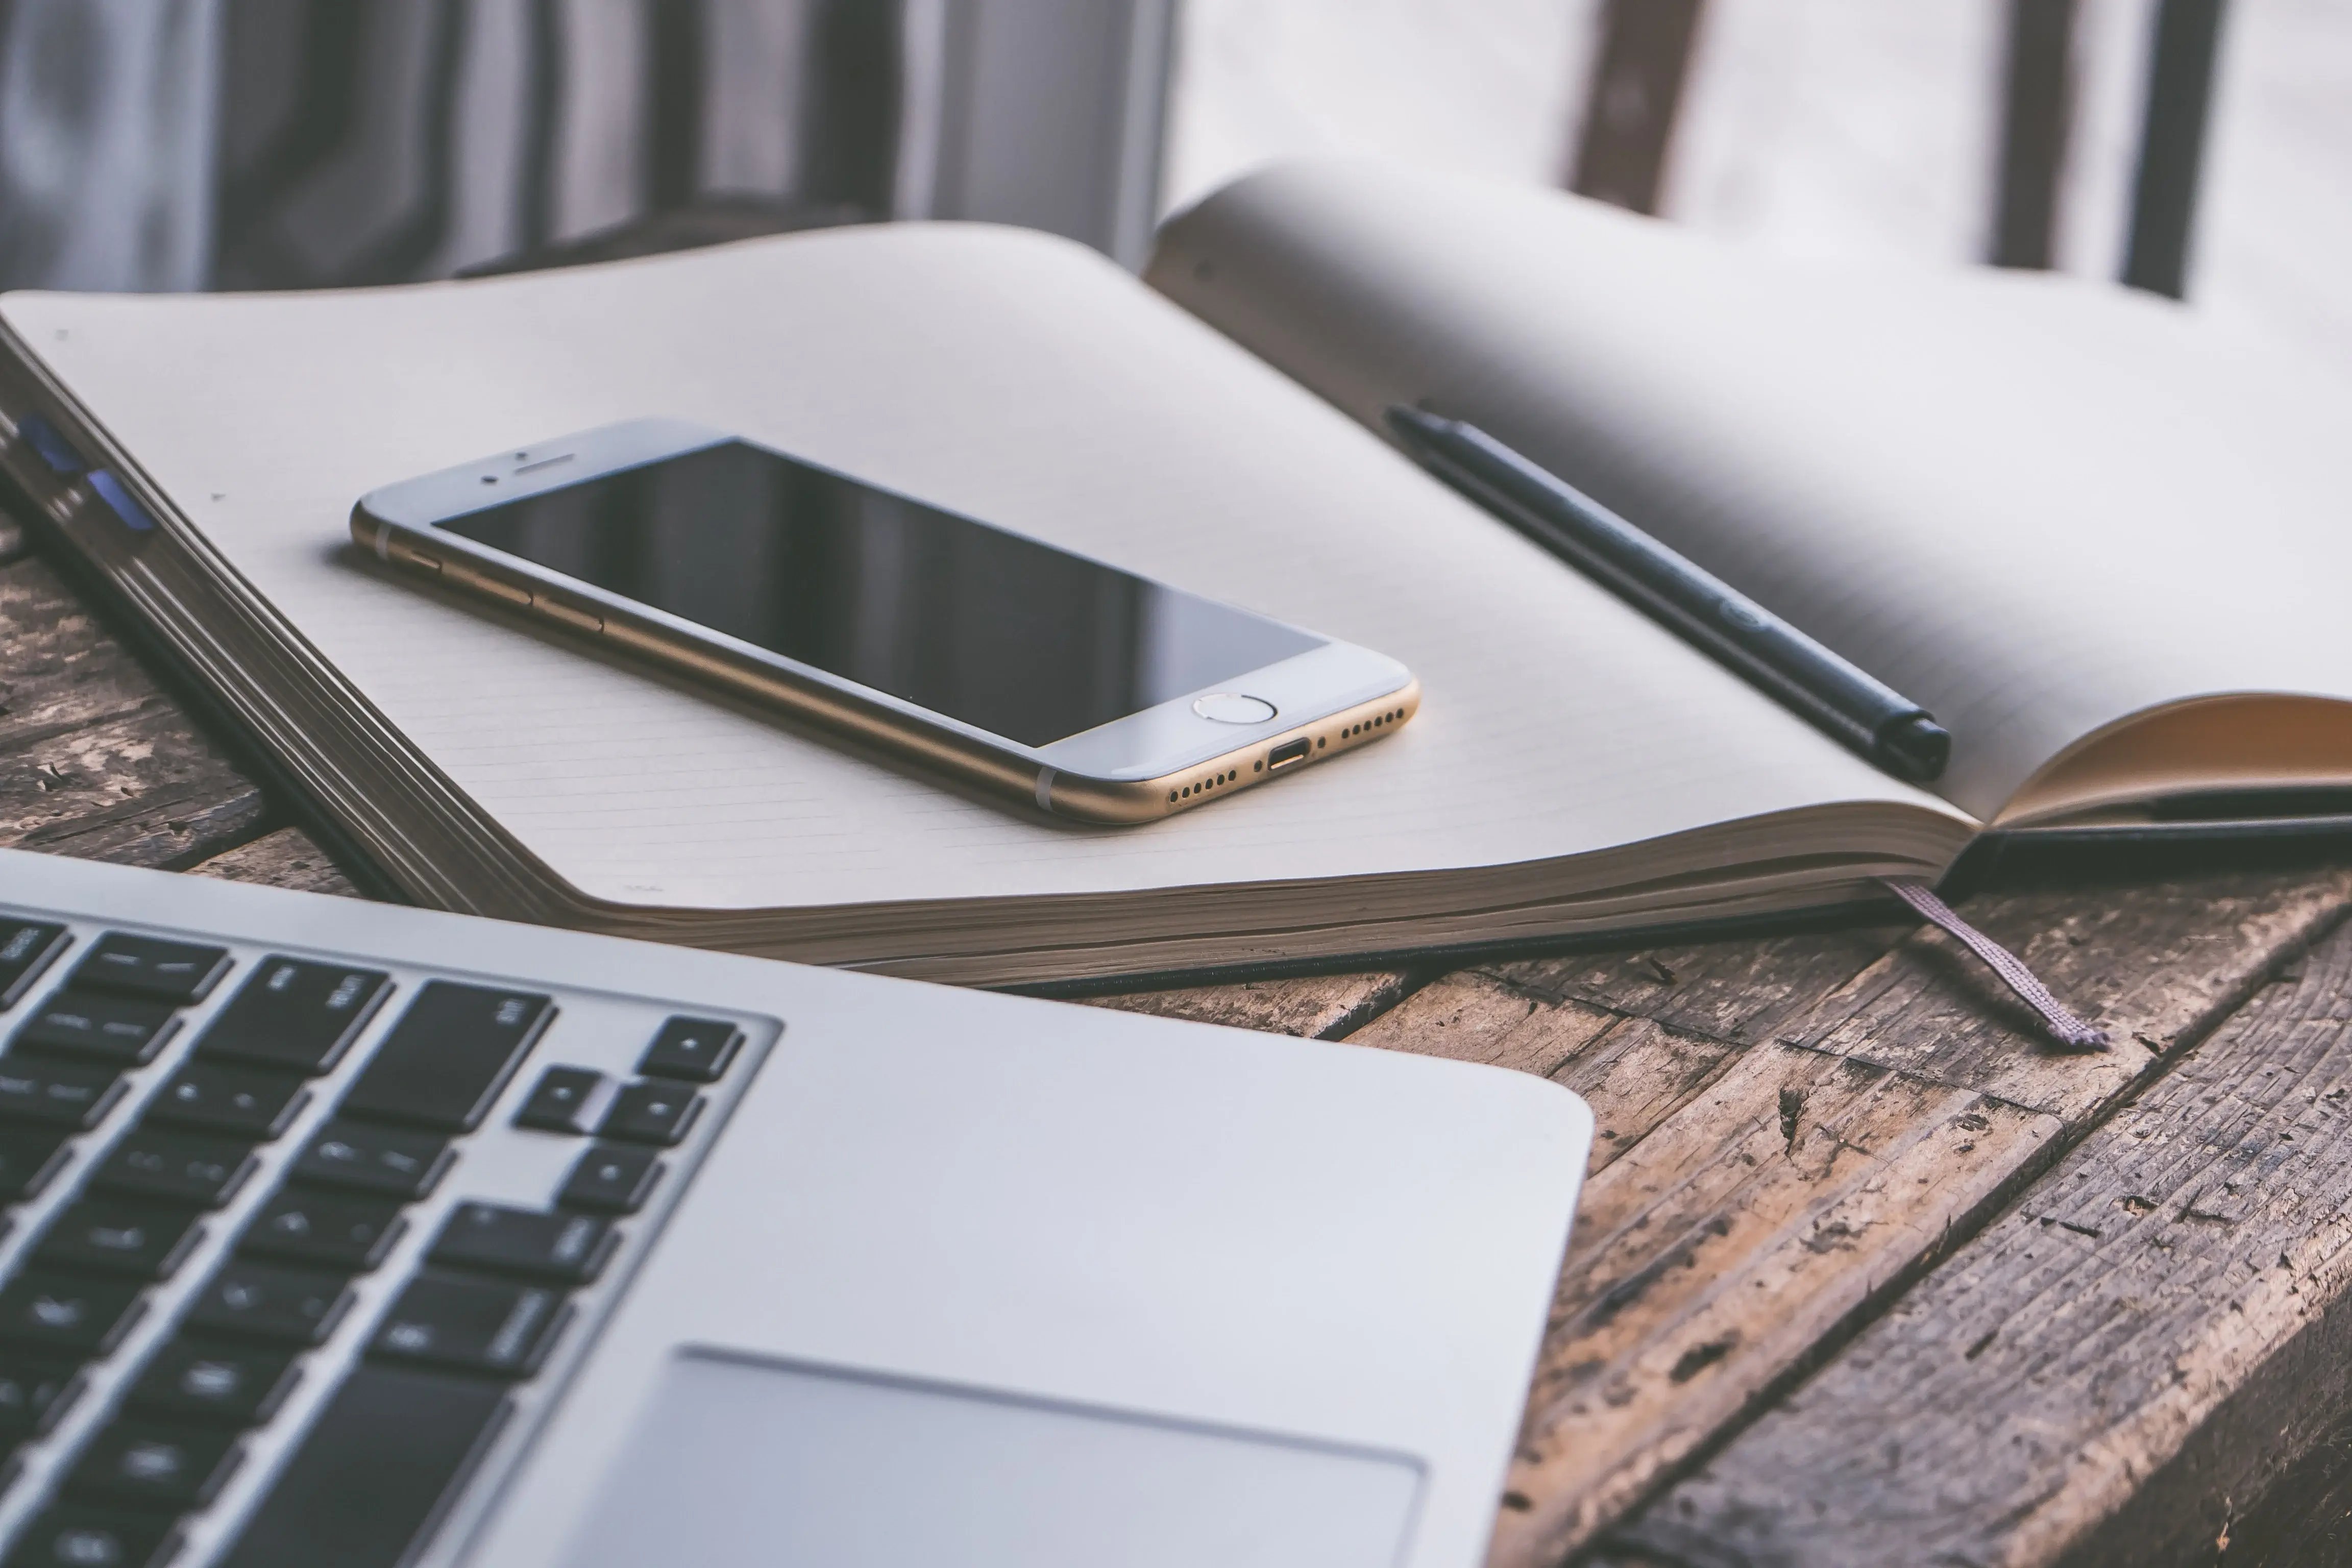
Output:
[{"xmin": 1386, "ymin": 406, "xmax": 1950, "ymax": 783}]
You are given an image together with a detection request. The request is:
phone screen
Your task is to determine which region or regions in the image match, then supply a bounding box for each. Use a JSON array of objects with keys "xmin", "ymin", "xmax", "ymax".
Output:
[{"xmin": 433, "ymin": 440, "xmax": 1321, "ymax": 747}]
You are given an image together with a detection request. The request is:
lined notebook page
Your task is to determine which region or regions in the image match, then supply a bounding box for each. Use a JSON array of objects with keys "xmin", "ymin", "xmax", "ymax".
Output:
[
  {"xmin": 1152, "ymin": 160, "xmax": 2352, "ymax": 824},
  {"xmin": 5, "ymin": 224, "xmax": 1956, "ymax": 916}
]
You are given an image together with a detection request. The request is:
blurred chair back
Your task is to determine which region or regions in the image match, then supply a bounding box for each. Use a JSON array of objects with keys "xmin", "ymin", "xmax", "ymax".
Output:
[
  {"xmin": 0, "ymin": 0, "xmax": 221, "ymax": 291},
  {"xmin": 0, "ymin": 0, "xmax": 1174, "ymax": 293}
]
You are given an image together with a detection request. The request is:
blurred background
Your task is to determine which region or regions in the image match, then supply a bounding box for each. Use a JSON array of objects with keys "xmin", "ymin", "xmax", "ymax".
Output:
[{"xmin": 1, "ymin": 0, "xmax": 2344, "ymax": 357}]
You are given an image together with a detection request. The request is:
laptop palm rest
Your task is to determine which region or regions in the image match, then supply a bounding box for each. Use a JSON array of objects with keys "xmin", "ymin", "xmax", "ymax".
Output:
[{"xmin": 555, "ymin": 1349, "xmax": 1426, "ymax": 1567}]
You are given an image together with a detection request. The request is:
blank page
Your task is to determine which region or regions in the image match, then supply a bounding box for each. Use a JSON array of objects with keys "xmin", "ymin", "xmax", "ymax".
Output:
[
  {"xmin": 1152, "ymin": 160, "xmax": 2352, "ymax": 824},
  {"xmin": 3, "ymin": 223, "xmax": 1954, "ymax": 918}
]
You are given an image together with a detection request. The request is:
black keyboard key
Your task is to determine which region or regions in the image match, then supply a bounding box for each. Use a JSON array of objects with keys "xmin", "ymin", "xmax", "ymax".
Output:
[
  {"xmin": 195, "ymin": 958, "xmax": 390, "ymax": 1075},
  {"xmin": 0, "ymin": 922, "xmax": 69, "ymax": 1011},
  {"xmin": 216, "ymin": 1365, "xmax": 509, "ymax": 1568},
  {"xmin": 0, "ymin": 1272, "xmax": 143, "ymax": 1355},
  {"xmin": 66, "ymin": 1418, "xmax": 242, "ymax": 1508},
  {"xmin": 289, "ymin": 1120, "xmax": 453, "ymax": 1200},
  {"xmin": 5, "ymin": 1504, "xmax": 179, "ymax": 1568},
  {"xmin": 0, "ymin": 1353, "xmax": 82, "ymax": 1443},
  {"xmin": 639, "ymin": 1016, "xmax": 745, "ymax": 1082},
  {"xmin": 12, "ymin": 991, "xmax": 178, "ymax": 1065},
  {"xmin": 185, "ymin": 1262, "xmax": 353, "ymax": 1346},
  {"xmin": 148, "ymin": 1060, "xmax": 309, "ymax": 1139},
  {"xmin": 370, "ymin": 1273, "xmax": 569, "ymax": 1378},
  {"xmin": 0, "ymin": 1126, "xmax": 71, "ymax": 1202},
  {"xmin": 428, "ymin": 1204, "xmax": 615, "ymax": 1285},
  {"xmin": 556, "ymin": 1143, "xmax": 664, "ymax": 1214},
  {"xmin": 0, "ymin": 1054, "xmax": 125, "ymax": 1130},
  {"xmin": 339, "ymin": 982, "xmax": 553, "ymax": 1132},
  {"xmin": 512, "ymin": 1065, "xmax": 612, "ymax": 1134},
  {"xmin": 71, "ymin": 934, "xmax": 229, "ymax": 1005},
  {"xmin": 239, "ymin": 1189, "xmax": 406, "ymax": 1271},
  {"xmin": 128, "ymin": 1338, "xmax": 301, "ymax": 1427},
  {"xmin": 35, "ymin": 1198, "xmax": 205, "ymax": 1280},
  {"xmin": 94, "ymin": 1128, "xmax": 256, "ymax": 1208},
  {"xmin": 598, "ymin": 1082, "xmax": 702, "ymax": 1146}
]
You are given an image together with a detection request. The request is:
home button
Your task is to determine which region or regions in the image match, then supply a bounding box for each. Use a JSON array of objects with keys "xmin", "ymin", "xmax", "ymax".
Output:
[{"xmin": 1192, "ymin": 693, "xmax": 1277, "ymax": 724}]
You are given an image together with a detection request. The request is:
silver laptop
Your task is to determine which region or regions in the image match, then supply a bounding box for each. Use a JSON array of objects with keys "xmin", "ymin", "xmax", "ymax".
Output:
[{"xmin": 0, "ymin": 848, "xmax": 1590, "ymax": 1567}]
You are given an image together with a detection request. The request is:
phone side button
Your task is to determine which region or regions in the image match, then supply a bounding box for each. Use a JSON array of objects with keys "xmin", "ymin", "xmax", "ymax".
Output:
[
  {"xmin": 538, "ymin": 598, "xmax": 603, "ymax": 634},
  {"xmin": 451, "ymin": 568, "xmax": 531, "ymax": 607},
  {"xmin": 386, "ymin": 542, "xmax": 442, "ymax": 574}
]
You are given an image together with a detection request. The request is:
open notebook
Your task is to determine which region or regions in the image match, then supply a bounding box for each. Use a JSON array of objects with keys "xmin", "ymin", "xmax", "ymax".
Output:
[
  {"xmin": 1153, "ymin": 160, "xmax": 2352, "ymax": 837},
  {"xmin": 0, "ymin": 159, "xmax": 2342, "ymax": 986}
]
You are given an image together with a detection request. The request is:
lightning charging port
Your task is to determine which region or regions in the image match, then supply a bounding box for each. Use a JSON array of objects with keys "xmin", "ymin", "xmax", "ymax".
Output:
[{"xmin": 1267, "ymin": 739, "xmax": 1313, "ymax": 771}]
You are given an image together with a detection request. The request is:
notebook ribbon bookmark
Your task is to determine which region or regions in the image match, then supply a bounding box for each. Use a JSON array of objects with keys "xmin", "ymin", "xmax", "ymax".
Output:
[{"xmin": 1877, "ymin": 878, "xmax": 2109, "ymax": 1050}]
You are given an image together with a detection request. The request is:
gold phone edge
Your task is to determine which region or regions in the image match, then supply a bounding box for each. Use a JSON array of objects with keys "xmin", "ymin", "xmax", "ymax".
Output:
[
  {"xmin": 356, "ymin": 513, "xmax": 1422, "ymax": 827},
  {"xmin": 1046, "ymin": 679, "xmax": 1421, "ymax": 824}
]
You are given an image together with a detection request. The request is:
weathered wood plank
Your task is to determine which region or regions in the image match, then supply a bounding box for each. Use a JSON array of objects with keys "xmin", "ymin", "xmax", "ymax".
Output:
[
  {"xmin": 1, "ymin": 554, "xmax": 270, "ymax": 868},
  {"xmin": 2187, "ymin": 1404, "xmax": 2352, "ymax": 1567},
  {"xmin": 187, "ymin": 825, "xmax": 361, "ymax": 897},
  {"xmin": 2055, "ymin": 1284, "xmax": 2352, "ymax": 1568},
  {"xmin": 1471, "ymin": 919, "xmax": 1914, "ymax": 1049},
  {"xmin": 1371, "ymin": 870, "xmax": 2352, "ymax": 1568},
  {"xmin": 1, "ymin": 555, "xmax": 163, "ymax": 743},
  {"xmin": 1510, "ymin": 1045, "xmax": 2060, "ymax": 1563},
  {"xmin": 1350, "ymin": 974, "xmax": 1738, "ymax": 1175},
  {"xmin": 1346, "ymin": 922, "xmax": 1910, "ymax": 1174},
  {"xmin": 2, "ymin": 700, "xmax": 270, "ymax": 868},
  {"xmin": 1606, "ymin": 900, "xmax": 2352, "ymax": 1568},
  {"xmin": 1778, "ymin": 878, "xmax": 2330, "ymax": 1120},
  {"xmin": 1549, "ymin": 1018, "xmax": 1751, "ymax": 1175},
  {"xmin": 1082, "ymin": 970, "xmax": 1416, "ymax": 1038},
  {"xmin": 1350, "ymin": 968, "xmax": 1623, "ymax": 1076}
]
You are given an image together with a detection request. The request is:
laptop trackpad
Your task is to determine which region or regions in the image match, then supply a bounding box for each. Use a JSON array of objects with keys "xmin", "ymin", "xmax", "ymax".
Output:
[{"xmin": 556, "ymin": 1350, "xmax": 1424, "ymax": 1567}]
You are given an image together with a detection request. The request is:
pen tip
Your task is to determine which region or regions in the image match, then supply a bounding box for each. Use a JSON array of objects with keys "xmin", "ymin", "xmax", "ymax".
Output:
[
  {"xmin": 1875, "ymin": 714, "xmax": 1952, "ymax": 782},
  {"xmin": 1384, "ymin": 404, "xmax": 1446, "ymax": 440}
]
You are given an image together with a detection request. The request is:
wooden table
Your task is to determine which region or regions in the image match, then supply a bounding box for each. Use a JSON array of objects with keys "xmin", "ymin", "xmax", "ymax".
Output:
[{"xmin": 9, "ymin": 506, "xmax": 2352, "ymax": 1567}]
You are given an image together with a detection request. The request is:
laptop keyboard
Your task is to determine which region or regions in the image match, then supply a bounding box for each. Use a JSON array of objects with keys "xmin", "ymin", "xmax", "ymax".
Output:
[{"xmin": 0, "ymin": 909, "xmax": 773, "ymax": 1567}]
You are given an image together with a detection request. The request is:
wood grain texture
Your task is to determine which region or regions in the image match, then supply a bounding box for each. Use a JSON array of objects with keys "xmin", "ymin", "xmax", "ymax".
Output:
[
  {"xmin": 1349, "ymin": 923, "xmax": 1913, "ymax": 1173},
  {"xmin": 1607, "ymin": 898, "xmax": 2352, "ymax": 1568},
  {"xmin": 2056, "ymin": 1278, "xmax": 2352, "ymax": 1568},
  {"xmin": 2186, "ymin": 1399, "xmax": 2352, "ymax": 1566},
  {"xmin": 0, "ymin": 555, "xmax": 268, "ymax": 867},
  {"xmin": 187, "ymin": 825, "xmax": 362, "ymax": 897},
  {"xmin": 1407, "ymin": 871, "xmax": 2352, "ymax": 1568},
  {"xmin": 1082, "ymin": 970, "xmax": 1414, "ymax": 1038},
  {"xmin": 1476, "ymin": 918, "xmax": 1916, "ymax": 1054}
]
